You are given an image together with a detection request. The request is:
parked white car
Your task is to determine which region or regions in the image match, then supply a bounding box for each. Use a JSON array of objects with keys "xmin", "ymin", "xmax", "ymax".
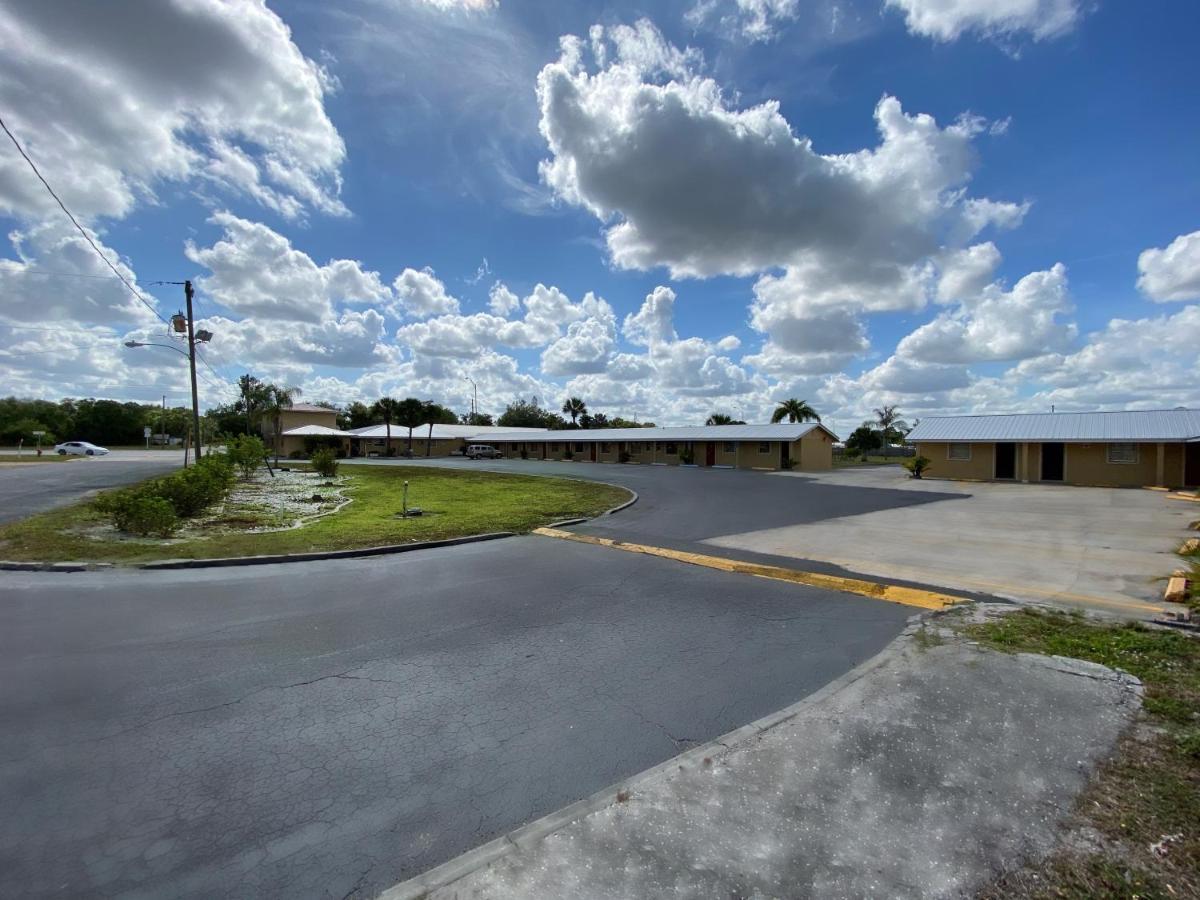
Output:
[
  {"xmin": 465, "ymin": 444, "xmax": 502, "ymax": 460},
  {"xmin": 54, "ymin": 441, "xmax": 110, "ymax": 456}
]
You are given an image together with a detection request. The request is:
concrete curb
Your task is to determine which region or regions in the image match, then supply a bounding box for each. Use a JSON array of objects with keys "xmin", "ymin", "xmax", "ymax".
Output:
[
  {"xmin": 136, "ymin": 532, "xmax": 515, "ymax": 570},
  {"xmin": 540, "ymin": 485, "xmax": 638, "ymax": 530},
  {"xmin": 0, "ymin": 560, "xmax": 114, "ymax": 572},
  {"xmin": 377, "ymin": 611, "xmax": 936, "ymax": 900}
]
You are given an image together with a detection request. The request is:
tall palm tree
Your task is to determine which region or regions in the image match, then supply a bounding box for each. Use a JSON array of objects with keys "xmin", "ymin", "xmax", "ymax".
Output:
[
  {"xmin": 872, "ymin": 405, "xmax": 909, "ymax": 458},
  {"xmin": 770, "ymin": 398, "xmax": 821, "ymax": 424},
  {"xmin": 264, "ymin": 384, "xmax": 302, "ymax": 462},
  {"xmin": 395, "ymin": 397, "xmax": 427, "ymax": 453},
  {"xmin": 371, "ymin": 397, "xmax": 401, "ymax": 457},
  {"xmin": 562, "ymin": 396, "xmax": 587, "ymax": 426}
]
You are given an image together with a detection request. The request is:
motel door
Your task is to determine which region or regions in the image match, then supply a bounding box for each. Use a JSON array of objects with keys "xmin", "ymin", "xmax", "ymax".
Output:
[
  {"xmin": 705, "ymin": 442, "xmax": 715, "ymax": 467},
  {"xmin": 589, "ymin": 443, "xmax": 597, "ymax": 462},
  {"xmin": 1042, "ymin": 443, "xmax": 1065, "ymax": 481},
  {"xmin": 994, "ymin": 443, "xmax": 1016, "ymax": 479},
  {"xmin": 1186, "ymin": 443, "xmax": 1200, "ymax": 486},
  {"xmin": 541, "ymin": 444, "xmax": 546, "ymax": 460}
]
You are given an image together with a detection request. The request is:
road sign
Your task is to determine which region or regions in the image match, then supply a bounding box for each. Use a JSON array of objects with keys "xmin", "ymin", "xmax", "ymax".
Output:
[
  {"xmin": 32, "ymin": 430, "xmax": 44, "ymax": 436},
  {"xmin": 144, "ymin": 427, "xmax": 152, "ymax": 437}
]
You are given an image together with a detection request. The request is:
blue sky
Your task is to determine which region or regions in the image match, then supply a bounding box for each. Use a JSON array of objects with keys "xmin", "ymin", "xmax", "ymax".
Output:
[{"xmin": 1, "ymin": 0, "xmax": 1198, "ymax": 437}]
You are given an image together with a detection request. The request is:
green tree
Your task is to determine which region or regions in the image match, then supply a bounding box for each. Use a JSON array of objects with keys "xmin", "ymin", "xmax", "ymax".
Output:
[
  {"xmin": 498, "ymin": 398, "xmax": 558, "ymax": 429},
  {"xmin": 845, "ymin": 425, "xmax": 883, "ymax": 456},
  {"xmin": 872, "ymin": 405, "xmax": 909, "ymax": 458},
  {"xmin": 394, "ymin": 398, "xmax": 428, "ymax": 452},
  {"xmin": 562, "ymin": 396, "xmax": 587, "ymax": 426},
  {"xmin": 264, "ymin": 385, "xmax": 302, "ymax": 462},
  {"xmin": 461, "ymin": 411, "xmax": 494, "ymax": 426},
  {"xmin": 770, "ymin": 399, "xmax": 821, "ymax": 424},
  {"xmin": 342, "ymin": 401, "xmax": 375, "ymax": 430},
  {"xmin": 705, "ymin": 413, "xmax": 746, "ymax": 426},
  {"xmin": 371, "ymin": 397, "xmax": 401, "ymax": 457}
]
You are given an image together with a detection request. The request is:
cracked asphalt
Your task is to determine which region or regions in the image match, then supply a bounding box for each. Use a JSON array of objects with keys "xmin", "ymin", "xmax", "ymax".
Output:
[{"xmin": 0, "ymin": 534, "xmax": 911, "ymax": 897}]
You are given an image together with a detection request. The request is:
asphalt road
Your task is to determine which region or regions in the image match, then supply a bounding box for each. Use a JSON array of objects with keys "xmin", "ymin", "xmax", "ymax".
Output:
[
  {"xmin": 0, "ymin": 539, "xmax": 911, "ymax": 898},
  {"xmin": 0, "ymin": 451, "xmax": 183, "ymax": 524}
]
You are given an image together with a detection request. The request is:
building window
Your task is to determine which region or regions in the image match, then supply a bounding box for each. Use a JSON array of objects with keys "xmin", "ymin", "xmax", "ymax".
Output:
[
  {"xmin": 665, "ymin": 442, "xmax": 677, "ymax": 455},
  {"xmin": 723, "ymin": 442, "xmax": 735, "ymax": 453},
  {"xmin": 758, "ymin": 442, "xmax": 770, "ymax": 454},
  {"xmin": 947, "ymin": 443, "xmax": 971, "ymax": 461},
  {"xmin": 1107, "ymin": 442, "xmax": 1138, "ymax": 464},
  {"xmin": 600, "ymin": 442, "xmax": 610, "ymax": 452}
]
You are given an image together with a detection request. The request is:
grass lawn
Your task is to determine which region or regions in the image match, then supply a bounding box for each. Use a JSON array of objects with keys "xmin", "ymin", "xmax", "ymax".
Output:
[
  {"xmin": 832, "ymin": 455, "xmax": 904, "ymax": 468},
  {"xmin": 963, "ymin": 608, "xmax": 1199, "ymax": 899},
  {"xmin": 0, "ymin": 464, "xmax": 631, "ymax": 564}
]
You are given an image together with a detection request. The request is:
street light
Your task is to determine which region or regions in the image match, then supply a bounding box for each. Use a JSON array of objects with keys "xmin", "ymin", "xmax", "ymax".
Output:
[{"xmin": 123, "ymin": 280, "xmax": 212, "ymax": 461}]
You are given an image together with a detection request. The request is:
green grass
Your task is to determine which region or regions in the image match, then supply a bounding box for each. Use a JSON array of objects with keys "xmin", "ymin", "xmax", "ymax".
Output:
[
  {"xmin": 0, "ymin": 464, "xmax": 630, "ymax": 564},
  {"xmin": 832, "ymin": 454, "xmax": 904, "ymax": 468},
  {"xmin": 964, "ymin": 608, "xmax": 1200, "ymax": 899}
]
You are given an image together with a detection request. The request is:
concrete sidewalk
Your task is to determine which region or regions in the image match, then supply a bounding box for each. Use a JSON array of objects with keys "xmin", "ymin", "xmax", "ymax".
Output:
[{"xmin": 385, "ymin": 605, "xmax": 1142, "ymax": 900}]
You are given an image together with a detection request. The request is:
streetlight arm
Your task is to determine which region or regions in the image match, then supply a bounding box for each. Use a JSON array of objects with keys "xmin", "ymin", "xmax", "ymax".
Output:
[{"xmin": 124, "ymin": 340, "xmax": 190, "ymax": 359}]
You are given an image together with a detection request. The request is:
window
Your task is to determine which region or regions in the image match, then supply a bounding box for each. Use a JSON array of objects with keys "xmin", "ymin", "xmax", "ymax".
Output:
[
  {"xmin": 723, "ymin": 442, "xmax": 735, "ymax": 453},
  {"xmin": 1107, "ymin": 442, "xmax": 1138, "ymax": 464},
  {"xmin": 758, "ymin": 442, "xmax": 770, "ymax": 454},
  {"xmin": 665, "ymin": 442, "xmax": 677, "ymax": 454},
  {"xmin": 948, "ymin": 443, "xmax": 971, "ymax": 461}
]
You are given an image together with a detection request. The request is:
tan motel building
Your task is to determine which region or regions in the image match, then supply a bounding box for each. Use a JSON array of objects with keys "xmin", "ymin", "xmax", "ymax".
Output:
[
  {"xmin": 906, "ymin": 408, "xmax": 1200, "ymax": 488},
  {"xmin": 477, "ymin": 422, "xmax": 838, "ymax": 471}
]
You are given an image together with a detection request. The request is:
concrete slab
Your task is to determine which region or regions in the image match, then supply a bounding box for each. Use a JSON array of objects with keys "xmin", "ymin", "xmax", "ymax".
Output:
[
  {"xmin": 707, "ymin": 467, "xmax": 1194, "ymax": 617},
  {"xmin": 398, "ymin": 607, "xmax": 1141, "ymax": 900}
]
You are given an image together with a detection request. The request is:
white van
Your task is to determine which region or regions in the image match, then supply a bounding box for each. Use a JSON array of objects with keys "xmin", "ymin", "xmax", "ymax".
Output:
[{"xmin": 465, "ymin": 444, "xmax": 502, "ymax": 460}]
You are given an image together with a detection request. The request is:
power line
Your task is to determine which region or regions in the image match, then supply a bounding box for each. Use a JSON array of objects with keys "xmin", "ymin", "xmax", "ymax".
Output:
[{"xmin": 0, "ymin": 113, "xmax": 166, "ymax": 325}]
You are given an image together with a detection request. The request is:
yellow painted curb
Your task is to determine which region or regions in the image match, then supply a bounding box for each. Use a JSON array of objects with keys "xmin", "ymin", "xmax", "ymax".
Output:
[{"xmin": 532, "ymin": 527, "xmax": 966, "ymax": 611}]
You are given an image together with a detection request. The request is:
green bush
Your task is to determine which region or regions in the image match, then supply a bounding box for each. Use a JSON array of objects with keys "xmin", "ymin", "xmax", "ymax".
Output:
[
  {"xmin": 226, "ymin": 434, "xmax": 267, "ymax": 479},
  {"xmin": 111, "ymin": 494, "xmax": 179, "ymax": 537},
  {"xmin": 303, "ymin": 435, "xmax": 345, "ymax": 456},
  {"xmin": 903, "ymin": 455, "xmax": 931, "ymax": 479},
  {"xmin": 288, "ymin": 449, "xmax": 305, "ymax": 459},
  {"xmin": 781, "ymin": 456, "xmax": 795, "ymax": 470},
  {"xmin": 618, "ymin": 450, "xmax": 631, "ymax": 464},
  {"xmin": 563, "ymin": 448, "xmax": 574, "ymax": 460},
  {"xmin": 310, "ymin": 447, "xmax": 339, "ymax": 478},
  {"xmin": 155, "ymin": 454, "xmax": 234, "ymax": 517}
]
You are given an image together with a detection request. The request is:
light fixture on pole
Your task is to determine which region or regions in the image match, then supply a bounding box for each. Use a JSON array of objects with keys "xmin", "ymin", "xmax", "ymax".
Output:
[{"xmin": 124, "ymin": 279, "xmax": 214, "ymax": 462}]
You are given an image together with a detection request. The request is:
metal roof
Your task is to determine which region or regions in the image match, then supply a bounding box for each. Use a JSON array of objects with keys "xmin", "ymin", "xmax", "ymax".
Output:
[
  {"xmin": 281, "ymin": 425, "xmax": 353, "ymax": 437},
  {"xmin": 476, "ymin": 422, "xmax": 838, "ymax": 443},
  {"xmin": 282, "ymin": 403, "xmax": 338, "ymax": 414},
  {"xmin": 906, "ymin": 408, "xmax": 1200, "ymax": 443},
  {"xmin": 347, "ymin": 424, "xmax": 548, "ymax": 440}
]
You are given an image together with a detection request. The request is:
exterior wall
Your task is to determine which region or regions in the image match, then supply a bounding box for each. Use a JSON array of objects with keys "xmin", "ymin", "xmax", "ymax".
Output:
[
  {"xmin": 356, "ymin": 435, "xmax": 462, "ymax": 457},
  {"xmin": 279, "ymin": 435, "xmax": 350, "ymax": 457},
  {"xmin": 917, "ymin": 442, "xmax": 996, "ymax": 481},
  {"xmin": 918, "ymin": 440, "xmax": 1187, "ymax": 487},
  {"xmin": 736, "ymin": 441, "xmax": 780, "ymax": 470},
  {"xmin": 796, "ymin": 431, "xmax": 834, "ymax": 470}
]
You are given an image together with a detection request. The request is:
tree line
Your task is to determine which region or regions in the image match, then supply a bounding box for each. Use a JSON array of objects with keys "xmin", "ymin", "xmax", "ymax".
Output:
[{"xmin": 0, "ymin": 396, "xmax": 194, "ymax": 447}]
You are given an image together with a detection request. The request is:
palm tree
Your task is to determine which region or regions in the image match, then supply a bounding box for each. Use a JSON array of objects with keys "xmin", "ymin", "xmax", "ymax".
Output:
[
  {"xmin": 395, "ymin": 397, "xmax": 427, "ymax": 453},
  {"xmin": 562, "ymin": 396, "xmax": 587, "ymax": 427},
  {"xmin": 371, "ymin": 397, "xmax": 401, "ymax": 457},
  {"xmin": 264, "ymin": 384, "xmax": 302, "ymax": 462},
  {"xmin": 705, "ymin": 413, "xmax": 746, "ymax": 426},
  {"xmin": 770, "ymin": 399, "xmax": 821, "ymax": 424},
  {"xmin": 872, "ymin": 405, "xmax": 909, "ymax": 458}
]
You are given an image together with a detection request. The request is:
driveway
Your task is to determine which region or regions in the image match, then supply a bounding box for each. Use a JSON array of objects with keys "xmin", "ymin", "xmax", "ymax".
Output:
[
  {"xmin": 0, "ymin": 450, "xmax": 184, "ymax": 524},
  {"xmin": 0, "ymin": 538, "xmax": 909, "ymax": 898},
  {"xmin": 351, "ymin": 458, "xmax": 1189, "ymax": 616}
]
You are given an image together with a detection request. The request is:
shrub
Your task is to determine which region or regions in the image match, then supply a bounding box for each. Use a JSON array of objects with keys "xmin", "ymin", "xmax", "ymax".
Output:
[
  {"xmin": 903, "ymin": 455, "xmax": 931, "ymax": 479},
  {"xmin": 841, "ymin": 447, "xmax": 860, "ymax": 460},
  {"xmin": 155, "ymin": 455, "xmax": 234, "ymax": 517},
  {"xmin": 519, "ymin": 448, "xmax": 529, "ymax": 460},
  {"xmin": 679, "ymin": 447, "xmax": 696, "ymax": 465},
  {"xmin": 111, "ymin": 493, "xmax": 179, "ymax": 537},
  {"xmin": 226, "ymin": 434, "xmax": 267, "ymax": 479},
  {"xmin": 310, "ymin": 447, "xmax": 339, "ymax": 478},
  {"xmin": 303, "ymin": 435, "xmax": 344, "ymax": 456},
  {"xmin": 563, "ymin": 448, "xmax": 574, "ymax": 460},
  {"xmin": 618, "ymin": 450, "xmax": 631, "ymax": 464},
  {"xmin": 781, "ymin": 456, "xmax": 795, "ymax": 470}
]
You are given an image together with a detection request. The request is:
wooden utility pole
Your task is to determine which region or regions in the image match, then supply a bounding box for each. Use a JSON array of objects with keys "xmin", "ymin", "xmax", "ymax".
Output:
[{"xmin": 184, "ymin": 280, "xmax": 202, "ymax": 460}]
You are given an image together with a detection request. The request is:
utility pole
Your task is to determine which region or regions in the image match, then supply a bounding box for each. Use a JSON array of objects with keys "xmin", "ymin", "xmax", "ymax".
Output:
[
  {"xmin": 243, "ymin": 374, "xmax": 253, "ymax": 437},
  {"xmin": 184, "ymin": 280, "xmax": 202, "ymax": 460},
  {"xmin": 160, "ymin": 395, "xmax": 166, "ymax": 448}
]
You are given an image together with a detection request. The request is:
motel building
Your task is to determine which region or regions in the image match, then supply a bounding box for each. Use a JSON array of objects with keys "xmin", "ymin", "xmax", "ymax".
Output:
[
  {"xmin": 344, "ymin": 424, "xmax": 549, "ymax": 457},
  {"xmin": 906, "ymin": 408, "xmax": 1200, "ymax": 489},
  {"xmin": 477, "ymin": 422, "xmax": 839, "ymax": 471}
]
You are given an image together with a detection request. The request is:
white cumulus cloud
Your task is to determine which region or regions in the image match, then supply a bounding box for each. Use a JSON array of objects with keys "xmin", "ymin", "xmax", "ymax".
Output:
[{"xmin": 1137, "ymin": 230, "xmax": 1200, "ymax": 302}]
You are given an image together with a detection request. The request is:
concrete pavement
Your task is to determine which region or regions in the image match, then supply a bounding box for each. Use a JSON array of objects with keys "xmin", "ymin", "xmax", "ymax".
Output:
[
  {"xmin": 0, "ymin": 449, "xmax": 183, "ymax": 524},
  {"xmin": 392, "ymin": 605, "xmax": 1142, "ymax": 900},
  {"xmin": 0, "ymin": 536, "xmax": 909, "ymax": 898}
]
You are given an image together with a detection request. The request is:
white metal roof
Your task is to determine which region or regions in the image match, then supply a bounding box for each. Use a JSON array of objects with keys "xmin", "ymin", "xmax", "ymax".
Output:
[
  {"xmin": 476, "ymin": 422, "xmax": 838, "ymax": 443},
  {"xmin": 282, "ymin": 403, "xmax": 339, "ymax": 415},
  {"xmin": 281, "ymin": 424, "xmax": 353, "ymax": 437},
  {"xmin": 907, "ymin": 408, "xmax": 1200, "ymax": 443},
  {"xmin": 347, "ymin": 423, "xmax": 549, "ymax": 440}
]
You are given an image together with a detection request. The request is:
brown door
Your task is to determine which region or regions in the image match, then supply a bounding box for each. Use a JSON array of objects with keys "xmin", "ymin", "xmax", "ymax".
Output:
[
  {"xmin": 1186, "ymin": 443, "xmax": 1200, "ymax": 486},
  {"xmin": 705, "ymin": 442, "xmax": 715, "ymax": 466},
  {"xmin": 780, "ymin": 442, "xmax": 788, "ymax": 468},
  {"xmin": 589, "ymin": 443, "xmax": 596, "ymax": 462},
  {"xmin": 541, "ymin": 444, "xmax": 546, "ymax": 459},
  {"xmin": 995, "ymin": 443, "xmax": 1016, "ymax": 479}
]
